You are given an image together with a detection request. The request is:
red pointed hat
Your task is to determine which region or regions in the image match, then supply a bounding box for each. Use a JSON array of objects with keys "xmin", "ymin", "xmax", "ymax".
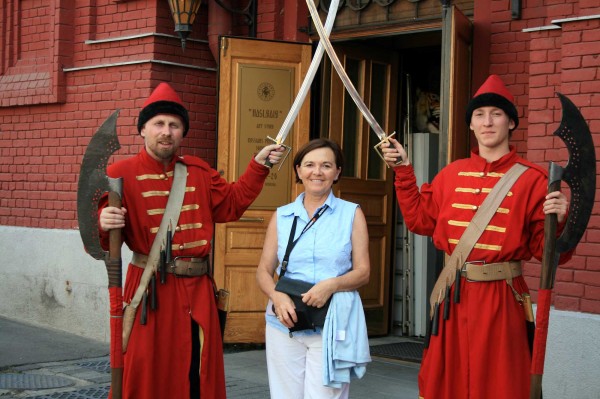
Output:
[
  {"xmin": 465, "ymin": 74, "xmax": 519, "ymax": 129},
  {"xmin": 137, "ymin": 83, "xmax": 190, "ymax": 136}
]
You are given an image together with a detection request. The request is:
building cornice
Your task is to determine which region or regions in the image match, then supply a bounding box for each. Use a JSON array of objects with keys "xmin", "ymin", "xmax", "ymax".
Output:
[{"xmin": 63, "ymin": 59, "xmax": 216, "ymax": 73}]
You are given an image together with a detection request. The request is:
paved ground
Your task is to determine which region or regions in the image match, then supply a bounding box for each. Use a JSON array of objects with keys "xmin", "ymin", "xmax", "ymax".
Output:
[{"xmin": 0, "ymin": 316, "xmax": 420, "ymax": 398}]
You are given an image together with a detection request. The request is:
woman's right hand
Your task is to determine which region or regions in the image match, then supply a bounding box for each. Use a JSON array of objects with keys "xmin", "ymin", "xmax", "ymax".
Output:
[
  {"xmin": 256, "ymin": 215, "xmax": 299, "ymax": 328},
  {"xmin": 271, "ymin": 292, "xmax": 298, "ymax": 328},
  {"xmin": 99, "ymin": 206, "xmax": 127, "ymax": 231}
]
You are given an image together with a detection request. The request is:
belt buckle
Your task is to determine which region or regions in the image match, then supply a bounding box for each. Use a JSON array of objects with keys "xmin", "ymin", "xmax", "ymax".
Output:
[
  {"xmin": 463, "ymin": 260, "xmax": 485, "ymax": 282},
  {"xmin": 171, "ymin": 255, "xmax": 194, "ymax": 278}
]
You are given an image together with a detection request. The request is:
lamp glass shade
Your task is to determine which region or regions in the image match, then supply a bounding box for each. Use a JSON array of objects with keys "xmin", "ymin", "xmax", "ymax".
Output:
[{"xmin": 168, "ymin": 0, "xmax": 202, "ymax": 29}]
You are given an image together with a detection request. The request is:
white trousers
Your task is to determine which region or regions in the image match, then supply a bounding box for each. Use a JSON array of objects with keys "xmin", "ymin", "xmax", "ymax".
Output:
[{"xmin": 265, "ymin": 324, "xmax": 349, "ymax": 399}]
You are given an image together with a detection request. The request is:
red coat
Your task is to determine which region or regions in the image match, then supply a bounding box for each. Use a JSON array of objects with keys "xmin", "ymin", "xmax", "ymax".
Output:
[
  {"xmin": 100, "ymin": 148, "xmax": 269, "ymax": 399},
  {"xmin": 393, "ymin": 147, "xmax": 572, "ymax": 399}
]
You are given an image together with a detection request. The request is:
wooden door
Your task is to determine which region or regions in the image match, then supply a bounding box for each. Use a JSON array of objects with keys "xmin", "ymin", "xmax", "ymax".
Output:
[
  {"xmin": 214, "ymin": 37, "xmax": 310, "ymax": 343},
  {"xmin": 409, "ymin": 4, "xmax": 472, "ymax": 336},
  {"xmin": 439, "ymin": 5, "xmax": 473, "ymax": 166},
  {"xmin": 323, "ymin": 43, "xmax": 398, "ymax": 335}
]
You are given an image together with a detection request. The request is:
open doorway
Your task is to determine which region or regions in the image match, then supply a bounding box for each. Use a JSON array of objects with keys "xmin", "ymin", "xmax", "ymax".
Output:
[
  {"xmin": 315, "ymin": 31, "xmax": 446, "ymax": 339},
  {"xmin": 364, "ymin": 34, "xmax": 445, "ymax": 338},
  {"xmin": 314, "ymin": 6, "xmax": 472, "ymax": 338},
  {"xmin": 394, "ymin": 43, "xmax": 445, "ymax": 338}
]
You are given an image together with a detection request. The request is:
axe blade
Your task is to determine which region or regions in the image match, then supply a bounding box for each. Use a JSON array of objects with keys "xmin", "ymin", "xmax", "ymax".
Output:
[
  {"xmin": 77, "ymin": 110, "xmax": 122, "ymax": 260},
  {"xmin": 552, "ymin": 93, "xmax": 596, "ymax": 254}
]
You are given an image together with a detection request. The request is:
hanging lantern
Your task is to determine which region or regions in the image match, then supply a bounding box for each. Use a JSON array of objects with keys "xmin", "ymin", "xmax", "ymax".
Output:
[{"xmin": 167, "ymin": 0, "xmax": 202, "ymax": 50}]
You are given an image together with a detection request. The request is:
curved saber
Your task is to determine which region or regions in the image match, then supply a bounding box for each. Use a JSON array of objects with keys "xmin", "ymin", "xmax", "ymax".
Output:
[
  {"xmin": 265, "ymin": 0, "xmax": 339, "ymax": 169},
  {"xmin": 306, "ymin": 0, "xmax": 392, "ymax": 146},
  {"xmin": 272, "ymin": 0, "xmax": 340, "ymax": 145}
]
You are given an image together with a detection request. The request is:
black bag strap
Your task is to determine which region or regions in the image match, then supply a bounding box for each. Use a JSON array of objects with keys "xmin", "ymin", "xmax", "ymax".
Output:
[{"xmin": 279, "ymin": 205, "xmax": 328, "ymax": 278}]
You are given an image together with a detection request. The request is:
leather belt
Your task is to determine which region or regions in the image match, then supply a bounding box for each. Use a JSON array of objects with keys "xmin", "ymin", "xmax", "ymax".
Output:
[
  {"xmin": 131, "ymin": 252, "xmax": 209, "ymax": 277},
  {"xmin": 460, "ymin": 260, "xmax": 522, "ymax": 282}
]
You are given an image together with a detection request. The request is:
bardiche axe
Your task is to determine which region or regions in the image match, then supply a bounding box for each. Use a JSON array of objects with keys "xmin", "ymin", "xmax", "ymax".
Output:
[
  {"xmin": 530, "ymin": 94, "xmax": 596, "ymax": 399},
  {"xmin": 77, "ymin": 110, "xmax": 123, "ymax": 399}
]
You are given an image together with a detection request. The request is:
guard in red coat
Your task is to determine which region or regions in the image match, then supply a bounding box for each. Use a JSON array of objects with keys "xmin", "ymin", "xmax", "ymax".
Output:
[
  {"xmin": 381, "ymin": 75, "xmax": 573, "ymax": 399},
  {"xmin": 99, "ymin": 82, "xmax": 283, "ymax": 399}
]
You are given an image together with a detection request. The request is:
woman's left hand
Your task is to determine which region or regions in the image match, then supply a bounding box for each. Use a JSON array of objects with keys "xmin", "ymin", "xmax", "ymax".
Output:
[
  {"xmin": 544, "ymin": 191, "xmax": 569, "ymax": 224},
  {"xmin": 302, "ymin": 279, "xmax": 335, "ymax": 308}
]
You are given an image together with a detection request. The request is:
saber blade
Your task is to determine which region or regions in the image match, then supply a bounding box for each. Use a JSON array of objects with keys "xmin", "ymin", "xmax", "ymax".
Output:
[
  {"xmin": 272, "ymin": 0, "xmax": 340, "ymax": 145},
  {"xmin": 265, "ymin": 0, "xmax": 340, "ymax": 170},
  {"xmin": 306, "ymin": 0, "xmax": 389, "ymax": 142}
]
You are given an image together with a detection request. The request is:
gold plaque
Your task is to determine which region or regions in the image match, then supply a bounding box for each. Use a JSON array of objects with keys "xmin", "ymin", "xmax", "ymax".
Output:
[{"xmin": 237, "ymin": 65, "xmax": 294, "ymax": 209}]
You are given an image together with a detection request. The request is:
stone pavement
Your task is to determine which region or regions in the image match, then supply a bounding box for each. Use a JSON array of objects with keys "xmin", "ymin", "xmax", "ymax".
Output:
[{"xmin": 0, "ymin": 316, "xmax": 419, "ymax": 398}]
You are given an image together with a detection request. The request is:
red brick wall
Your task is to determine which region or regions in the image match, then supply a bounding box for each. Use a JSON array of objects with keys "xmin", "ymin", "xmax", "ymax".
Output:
[
  {"xmin": 0, "ymin": 0, "xmax": 220, "ymax": 230},
  {"xmin": 0, "ymin": 1, "xmax": 68, "ymax": 106},
  {"xmin": 256, "ymin": 0, "xmax": 283, "ymax": 40},
  {"xmin": 483, "ymin": 1, "xmax": 600, "ymax": 314},
  {"xmin": 254, "ymin": 0, "xmax": 307, "ymax": 42},
  {"xmin": 0, "ymin": 0, "xmax": 295, "ymax": 231}
]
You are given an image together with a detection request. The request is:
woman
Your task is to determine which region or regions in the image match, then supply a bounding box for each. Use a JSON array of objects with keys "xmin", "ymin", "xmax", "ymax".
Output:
[{"xmin": 256, "ymin": 138, "xmax": 371, "ymax": 399}]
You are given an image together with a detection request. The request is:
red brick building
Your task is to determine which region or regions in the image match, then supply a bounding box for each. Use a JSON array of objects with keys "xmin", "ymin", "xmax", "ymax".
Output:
[{"xmin": 1, "ymin": 1, "xmax": 598, "ymax": 396}]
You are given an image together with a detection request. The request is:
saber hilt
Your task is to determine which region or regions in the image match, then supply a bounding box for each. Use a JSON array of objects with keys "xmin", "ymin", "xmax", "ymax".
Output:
[
  {"xmin": 443, "ymin": 285, "xmax": 451, "ymax": 320},
  {"xmin": 372, "ymin": 132, "xmax": 403, "ymax": 167},
  {"xmin": 159, "ymin": 248, "xmax": 167, "ymax": 284},
  {"xmin": 140, "ymin": 291, "xmax": 148, "ymax": 325},
  {"xmin": 454, "ymin": 269, "xmax": 461, "ymax": 303},
  {"xmin": 150, "ymin": 274, "xmax": 157, "ymax": 310},
  {"xmin": 165, "ymin": 224, "xmax": 173, "ymax": 271},
  {"xmin": 264, "ymin": 136, "xmax": 292, "ymax": 170}
]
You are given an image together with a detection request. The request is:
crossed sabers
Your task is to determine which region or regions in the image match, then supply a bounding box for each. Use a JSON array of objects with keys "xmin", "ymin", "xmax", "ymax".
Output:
[{"xmin": 267, "ymin": 0, "xmax": 398, "ymax": 169}]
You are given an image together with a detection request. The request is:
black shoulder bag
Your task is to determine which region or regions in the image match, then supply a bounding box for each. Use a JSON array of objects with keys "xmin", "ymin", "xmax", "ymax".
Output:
[{"xmin": 273, "ymin": 206, "xmax": 331, "ymax": 336}]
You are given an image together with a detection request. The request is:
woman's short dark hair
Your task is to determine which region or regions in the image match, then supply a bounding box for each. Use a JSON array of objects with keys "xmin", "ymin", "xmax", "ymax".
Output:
[{"xmin": 293, "ymin": 138, "xmax": 344, "ymax": 184}]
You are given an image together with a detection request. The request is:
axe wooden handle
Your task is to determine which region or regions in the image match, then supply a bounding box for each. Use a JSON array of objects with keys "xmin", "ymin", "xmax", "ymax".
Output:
[
  {"xmin": 107, "ymin": 191, "xmax": 123, "ymax": 288},
  {"xmin": 107, "ymin": 190, "xmax": 123, "ymax": 399},
  {"xmin": 530, "ymin": 178, "xmax": 561, "ymax": 399},
  {"xmin": 540, "ymin": 178, "xmax": 561, "ymax": 291}
]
